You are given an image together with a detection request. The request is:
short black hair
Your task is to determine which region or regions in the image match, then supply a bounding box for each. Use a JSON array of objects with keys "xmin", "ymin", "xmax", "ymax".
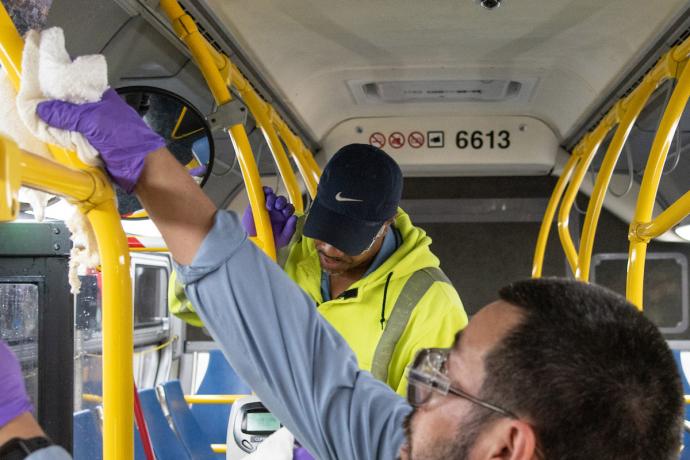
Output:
[{"xmin": 481, "ymin": 278, "xmax": 683, "ymax": 459}]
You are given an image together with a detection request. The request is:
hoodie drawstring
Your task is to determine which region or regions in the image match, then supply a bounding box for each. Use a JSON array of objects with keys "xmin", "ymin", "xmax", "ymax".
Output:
[{"xmin": 380, "ymin": 272, "xmax": 393, "ymax": 330}]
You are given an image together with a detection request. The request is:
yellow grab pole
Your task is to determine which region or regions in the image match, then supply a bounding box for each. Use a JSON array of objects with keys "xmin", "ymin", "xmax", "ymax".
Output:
[
  {"xmin": 627, "ymin": 54, "xmax": 690, "ymax": 308},
  {"xmin": 159, "ymin": 0, "xmax": 276, "ymax": 259},
  {"xmin": 5, "ymin": 141, "xmax": 134, "ymax": 459},
  {"xmin": 271, "ymin": 110, "xmax": 319, "ymax": 198},
  {"xmin": 242, "ymin": 90, "xmax": 304, "ymax": 212},
  {"xmin": 557, "ymin": 111, "xmax": 616, "ymax": 275},
  {"xmin": 532, "ymin": 153, "xmax": 579, "ymax": 278},
  {"xmin": 577, "ymin": 77, "xmax": 663, "ymax": 281},
  {"xmin": 88, "ymin": 201, "xmax": 134, "ymax": 460},
  {"xmin": 229, "ymin": 124, "xmax": 277, "ymax": 260},
  {"xmin": 634, "ymin": 190, "xmax": 690, "ymax": 241}
]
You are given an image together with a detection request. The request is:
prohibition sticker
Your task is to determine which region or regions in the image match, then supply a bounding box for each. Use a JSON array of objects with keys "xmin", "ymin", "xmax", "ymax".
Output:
[
  {"xmin": 389, "ymin": 132, "xmax": 405, "ymax": 149},
  {"xmin": 408, "ymin": 131, "xmax": 424, "ymax": 148},
  {"xmin": 369, "ymin": 132, "xmax": 386, "ymax": 148}
]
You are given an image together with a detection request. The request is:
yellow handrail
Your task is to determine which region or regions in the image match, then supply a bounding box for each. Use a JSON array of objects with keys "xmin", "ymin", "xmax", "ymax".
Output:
[
  {"xmin": 159, "ymin": 0, "xmax": 278, "ymax": 259},
  {"xmin": 627, "ymin": 54, "xmax": 690, "ymax": 309},
  {"xmin": 158, "ymin": 0, "xmax": 321, "ymax": 214},
  {"xmin": 535, "ymin": 37, "xmax": 690, "ymax": 312},
  {"xmin": 532, "ymin": 152, "xmax": 579, "ymax": 278},
  {"xmin": 576, "ymin": 55, "xmax": 674, "ymax": 281},
  {"xmin": 184, "ymin": 394, "xmax": 248, "ymax": 404},
  {"xmin": 557, "ymin": 110, "xmax": 617, "ymax": 275},
  {"xmin": 0, "ymin": 6, "xmax": 134, "ymax": 458}
]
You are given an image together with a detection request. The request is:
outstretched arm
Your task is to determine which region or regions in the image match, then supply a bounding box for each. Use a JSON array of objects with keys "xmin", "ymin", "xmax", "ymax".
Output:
[{"xmin": 135, "ymin": 147, "xmax": 216, "ymax": 264}]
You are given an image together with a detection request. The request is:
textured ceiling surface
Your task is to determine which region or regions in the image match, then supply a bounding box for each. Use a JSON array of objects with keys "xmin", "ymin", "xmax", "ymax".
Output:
[{"xmin": 205, "ymin": 0, "xmax": 688, "ymax": 143}]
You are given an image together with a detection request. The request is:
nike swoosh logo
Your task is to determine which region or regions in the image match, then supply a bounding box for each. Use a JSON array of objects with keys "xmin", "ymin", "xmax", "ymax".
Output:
[{"xmin": 335, "ymin": 192, "xmax": 363, "ymax": 202}]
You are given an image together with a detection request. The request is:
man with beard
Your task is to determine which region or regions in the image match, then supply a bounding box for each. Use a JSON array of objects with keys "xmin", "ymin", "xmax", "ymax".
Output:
[
  {"xmin": 170, "ymin": 142, "xmax": 468, "ymax": 396},
  {"xmin": 36, "ymin": 91, "xmax": 684, "ymax": 459}
]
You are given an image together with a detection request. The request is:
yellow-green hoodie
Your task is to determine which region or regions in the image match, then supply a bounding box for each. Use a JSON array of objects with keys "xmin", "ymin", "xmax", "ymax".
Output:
[{"xmin": 284, "ymin": 209, "xmax": 468, "ymax": 395}]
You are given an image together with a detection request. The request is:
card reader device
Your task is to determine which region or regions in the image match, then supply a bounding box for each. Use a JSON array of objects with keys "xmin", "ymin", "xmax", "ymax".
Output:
[{"xmin": 227, "ymin": 395, "xmax": 282, "ymax": 458}]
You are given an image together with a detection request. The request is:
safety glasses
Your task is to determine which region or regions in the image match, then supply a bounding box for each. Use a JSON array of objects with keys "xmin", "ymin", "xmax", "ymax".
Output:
[{"xmin": 406, "ymin": 348, "xmax": 516, "ymax": 418}]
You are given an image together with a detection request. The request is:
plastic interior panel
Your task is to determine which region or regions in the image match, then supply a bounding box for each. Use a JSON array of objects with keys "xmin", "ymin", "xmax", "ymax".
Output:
[{"xmin": 190, "ymin": 350, "xmax": 252, "ymax": 444}]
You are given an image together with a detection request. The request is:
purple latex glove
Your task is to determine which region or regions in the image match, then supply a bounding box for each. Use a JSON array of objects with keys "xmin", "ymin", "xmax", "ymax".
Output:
[
  {"xmin": 242, "ymin": 186, "xmax": 297, "ymax": 248},
  {"xmin": 0, "ymin": 340, "xmax": 33, "ymax": 427},
  {"xmin": 293, "ymin": 447, "xmax": 316, "ymax": 460},
  {"xmin": 36, "ymin": 89, "xmax": 166, "ymax": 193}
]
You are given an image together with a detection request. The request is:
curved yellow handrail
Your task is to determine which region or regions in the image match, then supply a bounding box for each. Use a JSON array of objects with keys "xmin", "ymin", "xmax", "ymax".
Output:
[
  {"xmin": 557, "ymin": 110, "xmax": 617, "ymax": 275},
  {"xmin": 0, "ymin": 6, "xmax": 134, "ymax": 458},
  {"xmin": 576, "ymin": 56, "xmax": 674, "ymax": 281},
  {"xmin": 159, "ymin": 0, "xmax": 321, "ymax": 216},
  {"xmin": 628, "ymin": 56, "xmax": 690, "ymax": 308},
  {"xmin": 159, "ymin": 0, "xmax": 277, "ymax": 259}
]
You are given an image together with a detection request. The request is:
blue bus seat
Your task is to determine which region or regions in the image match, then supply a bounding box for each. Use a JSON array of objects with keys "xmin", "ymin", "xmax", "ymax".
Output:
[
  {"xmin": 190, "ymin": 349, "xmax": 252, "ymax": 444},
  {"xmin": 138, "ymin": 388, "xmax": 190, "ymax": 460},
  {"xmin": 159, "ymin": 380, "xmax": 217, "ymax": 460},
  {"xmin": 673, "ymin": 350, "xmax": 690, "ymax": 460},
  {"xmin": 73, "ymin": 409, "xmax": 102, "ymax": 460},
  {"xmin": 134, "ymin": 422, "xmax": 148, "ymax": 460}
]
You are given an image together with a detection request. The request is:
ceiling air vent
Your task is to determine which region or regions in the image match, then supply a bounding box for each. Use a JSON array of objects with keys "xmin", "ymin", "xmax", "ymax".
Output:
[{"xmin": 349, "ymin": 79, "xmax": 536, "ymax": 104}]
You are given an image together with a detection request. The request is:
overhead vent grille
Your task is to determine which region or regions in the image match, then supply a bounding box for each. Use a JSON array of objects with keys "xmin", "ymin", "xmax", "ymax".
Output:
[{"xmin": 348, "ymin": 79, "xmax": 537, "ymax": 104}]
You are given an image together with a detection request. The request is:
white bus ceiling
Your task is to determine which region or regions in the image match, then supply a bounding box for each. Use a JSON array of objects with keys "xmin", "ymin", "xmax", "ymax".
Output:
[{"xmin": 203, "ymin": 0, "xmax": 689, "ymax": 142}]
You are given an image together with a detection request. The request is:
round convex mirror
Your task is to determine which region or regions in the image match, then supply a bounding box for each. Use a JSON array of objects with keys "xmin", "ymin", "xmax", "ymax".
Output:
[{"xmin": 115, "ymin": 86, "xmax": 214, "ymax": 217}]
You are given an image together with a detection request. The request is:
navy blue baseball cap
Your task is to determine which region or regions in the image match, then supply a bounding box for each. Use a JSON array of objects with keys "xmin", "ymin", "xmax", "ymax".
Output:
[{"xmin": 303, "ymin": 143, "xmax": 403, "ymax": 255}]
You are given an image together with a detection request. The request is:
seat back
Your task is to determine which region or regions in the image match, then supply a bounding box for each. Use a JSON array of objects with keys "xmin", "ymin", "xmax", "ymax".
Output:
[
  {"xmin": 673, "ymin": 350, "xmax": 690, "ymax": 460},
  {"xmin": 190, "ymin": 349, "xmax": 251, "ymax": 443},
  {"xmin": 73, "ymin": 409, "xmax": 103, "ymax": 460},
  {"xmin": 138, "ymin": 388, "xmax": 190, "ymax": 460},
  {"xmin": 160, "ymin": 380, "xmax": 216, "ymax": 460}
]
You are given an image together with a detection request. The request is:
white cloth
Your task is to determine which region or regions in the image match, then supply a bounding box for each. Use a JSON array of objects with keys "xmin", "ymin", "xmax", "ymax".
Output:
[
  {"xmin": 17, "ymin": 27, "xmax": 107, "ymax": 166},
  {"xmin": 243, "ymin": 427, "xmax": 295, "ymax": 460},
  {"xmin": 3, "ymin": 27, "xmax": 111, "ymax": 293}
]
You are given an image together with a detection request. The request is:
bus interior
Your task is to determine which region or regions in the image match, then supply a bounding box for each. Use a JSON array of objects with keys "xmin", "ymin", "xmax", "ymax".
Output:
[{"xmin": 1, "ymin": 0, "xmax": 690, "ymax": 458}]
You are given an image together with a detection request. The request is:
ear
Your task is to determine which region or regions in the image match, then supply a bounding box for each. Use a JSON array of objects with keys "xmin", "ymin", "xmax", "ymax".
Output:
[{"xmin": 479, "ymin": 418, "xmax": 538, "ymax": 460}]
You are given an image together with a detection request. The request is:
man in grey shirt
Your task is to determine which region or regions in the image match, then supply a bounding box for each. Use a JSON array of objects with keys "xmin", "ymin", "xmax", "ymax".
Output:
[{"xmin": 30, "ymin": 90, "xmax": 684, "ymax": 459}]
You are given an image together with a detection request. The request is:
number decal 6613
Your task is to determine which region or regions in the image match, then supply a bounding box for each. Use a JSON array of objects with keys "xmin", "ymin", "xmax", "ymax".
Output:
[{"xmin": 455, "ymin": 130, "xmax": 510, "ymax": 149}]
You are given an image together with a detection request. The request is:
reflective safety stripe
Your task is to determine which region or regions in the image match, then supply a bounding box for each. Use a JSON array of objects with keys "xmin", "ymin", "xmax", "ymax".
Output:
[{"xmin": 371, "ymin": 267, "xmax": 450, "ymax": 383}]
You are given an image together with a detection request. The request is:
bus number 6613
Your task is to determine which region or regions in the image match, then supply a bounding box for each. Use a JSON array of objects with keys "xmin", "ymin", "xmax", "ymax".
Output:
[{"xmin": 455, "ymin": 130, "xmax": 510, "ymax": 149}]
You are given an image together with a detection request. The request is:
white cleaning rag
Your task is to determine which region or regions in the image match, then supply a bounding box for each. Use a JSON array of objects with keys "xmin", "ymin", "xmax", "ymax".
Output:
[
  {"xmin": 244, "ymin": 427, "xmax": 295, "ymax": 460},
  {"xmin": 0, "ymin": 73, "xmax": 52, "ymax": 221},
  {"xmin": 12, "ymin": 27, "xmax": 111, "ymax": 293}
]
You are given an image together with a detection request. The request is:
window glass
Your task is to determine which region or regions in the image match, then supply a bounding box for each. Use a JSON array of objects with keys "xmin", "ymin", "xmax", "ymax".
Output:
[
  {"xmin": 0, "ymin": 283, "xmax": 39, "ymax": 407},
  {"xmin": 134, "ymin": 265, "xmax": 168, "ymax": 327}
]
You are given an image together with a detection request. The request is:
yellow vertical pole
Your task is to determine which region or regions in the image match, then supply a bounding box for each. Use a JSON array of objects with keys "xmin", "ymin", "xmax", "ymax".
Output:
[
  {"xmin": 628, "ymin": 57, "xmax": 690, "ymax": 308},
  {"xmin": 87, "ymin": 201, "xmax": 134, "ymax": 460},
  {"xmin": 532, "ymin": 153, "xmax": 579, "ymax": 278},
  {"xmin": 0, "ymin": 6, "xmax": 134, "ymax": 458}
]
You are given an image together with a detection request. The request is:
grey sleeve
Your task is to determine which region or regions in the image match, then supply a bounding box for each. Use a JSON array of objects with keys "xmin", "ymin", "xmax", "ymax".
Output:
[
  {"xmin": 26, "ymin": 446, "xmax": 72, "ymax": 459},
  {"xmin": 175, "ymin": 211, "xmax": 410, "ymax": 460}
]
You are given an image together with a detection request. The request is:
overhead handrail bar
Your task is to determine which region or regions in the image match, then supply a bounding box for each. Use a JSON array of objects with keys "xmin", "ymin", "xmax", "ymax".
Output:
[
  {"xmin": 159, "ymin": 0, "xmax": 277, "ymax": 260},
  {"xmin": 0, "ymin": 6, "xmax": 134, "ymax": 459}
]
